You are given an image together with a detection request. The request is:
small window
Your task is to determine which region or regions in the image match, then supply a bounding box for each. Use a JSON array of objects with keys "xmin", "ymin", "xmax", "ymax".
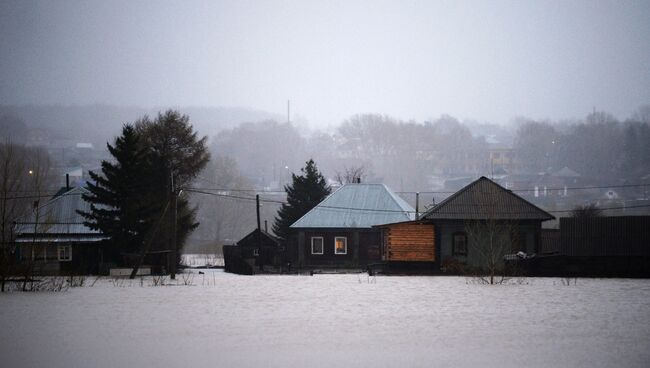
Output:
[
  {"xmin": 253, "ymin": 248, "xmax": 259, "ymax": 257},
  {"xmin": 452, "ymin": 233, "xmax": 467, "ymax": 256},
  {"xmin": 334, "ymin": 237, "xmax": 347, "ymax": 255},
  {"xmin": 58, "ymin": 245, "xmax": 72, "ymax": 261},
  {"xmin": 311, "ymin": 237, "xmax": 324, "ymax": 255}
]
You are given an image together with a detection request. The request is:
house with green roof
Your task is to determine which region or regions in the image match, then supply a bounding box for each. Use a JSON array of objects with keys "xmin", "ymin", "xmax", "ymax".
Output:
[
  {"xmin": 290, "ymin": 183, "xmax": 414, "ymax": 269},
  {"xmin": 14, "ymin": 186, "xmax": 108, "ymax": 275}
]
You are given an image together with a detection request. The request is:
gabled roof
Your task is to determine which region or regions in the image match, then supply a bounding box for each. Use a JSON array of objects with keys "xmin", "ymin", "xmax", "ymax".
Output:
[
  {"xmin": 15, "ymin": 186, "xmax": 105, "ymax": 239},
  {"xmin": 422, "ymin": 176, "xmax": 554, "ymax": 221},
  {"xmin": 236, "ymin": 228, "xmax": 281, "ymax": 247},
  {"xmin": 290, "ymin": 183, "xmax": 415, "ymax": 229}
]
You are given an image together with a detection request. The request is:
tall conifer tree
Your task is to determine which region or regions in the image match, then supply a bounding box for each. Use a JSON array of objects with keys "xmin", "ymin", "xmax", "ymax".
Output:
[
  {"xmin": 273, "ymin": 159, "xmax": 330, "ymax": 240},
  {"xmin": 78, "ymin": 124, "xmax": 155, "ymax": 260}
]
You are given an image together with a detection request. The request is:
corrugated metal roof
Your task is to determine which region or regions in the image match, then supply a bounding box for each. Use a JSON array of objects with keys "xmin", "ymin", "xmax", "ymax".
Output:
[
  {"xmin": 290, "ymin": 183, "xmax": 415, "ymax": 228},
  {"xmin": 422, "ymin": 176, "xmax": 554, "ymax": 221},
  {"xmin": 15, "ymin": 187, "xmax": 105, "ymax": 238}
]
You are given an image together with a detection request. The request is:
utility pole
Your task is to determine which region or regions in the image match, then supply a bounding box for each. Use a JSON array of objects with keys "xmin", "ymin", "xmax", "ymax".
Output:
[
  {"xmin": 170, "ymin": 173, "xmax": 178, "ymax": 280},
  {"xmin": 415, "ymin": 192, "xmax": 420, "ymax": 220},
  {"xmin": 256, "ymin": 194, "xmax": 263, "ymax": 270},
  {"xmin": 256, "ymin": 194, "xmax": 261, "ymax": 237}
]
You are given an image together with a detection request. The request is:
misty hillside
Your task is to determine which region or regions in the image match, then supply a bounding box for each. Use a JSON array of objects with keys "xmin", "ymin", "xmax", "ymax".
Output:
[{"xmin": 0, "ymin": 104, "xmax": 280, "ymax": 147}]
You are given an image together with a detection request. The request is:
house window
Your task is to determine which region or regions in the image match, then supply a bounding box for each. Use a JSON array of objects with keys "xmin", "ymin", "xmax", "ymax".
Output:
[
  {"xmin": 311, "ymin": 237, "xmax": 324, "ymax": 255},
  {"xmin": 253, "ymin": 248, "xmax": 259, "ymax": 257},
  {"xmin": 334, "ymin": 237, "xmax": 347, "ymax": 255},
  {"xmin": 57, "ymin": 245, "xmax": 72, "ymax": 261},
  {"xmin": 452, "ymin": 232, "xmax": 467, "ymax": 256}
]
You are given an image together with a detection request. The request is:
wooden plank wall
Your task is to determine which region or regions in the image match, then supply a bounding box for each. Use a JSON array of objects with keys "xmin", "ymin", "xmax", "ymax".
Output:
[
  {"xmin": 387, "ymin": 223, "xmax": 435, "ymax": 261},
  {"xmin": 560, "ymin": 216, "xmax": 650, "ymax": 257}
]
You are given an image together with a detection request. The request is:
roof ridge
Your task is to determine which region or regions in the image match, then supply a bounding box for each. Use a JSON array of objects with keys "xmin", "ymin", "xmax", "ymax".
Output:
[
  {"xmin": 380, "ymin": 183, "xmax": 415, "ymax": 213},
  {"xmin": 423, "ymin": 176, "xmax": 485, "ymax": 215},
  {"xmin": 422, "ymin": 176, "xmax": 553, "ymax": 220}
]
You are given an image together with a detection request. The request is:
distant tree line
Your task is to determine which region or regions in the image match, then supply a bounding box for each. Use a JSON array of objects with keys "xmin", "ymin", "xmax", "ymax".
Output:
[{"xmin": 514, "ymin": 106, "xmax": 650, "ymax": 179}]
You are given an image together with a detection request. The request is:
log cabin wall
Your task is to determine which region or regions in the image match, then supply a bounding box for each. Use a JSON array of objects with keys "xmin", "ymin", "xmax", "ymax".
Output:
[
  {"xmin": 384, "ymin": 223, "xmax": 435, "ymax": 262},
  {"xmin": 297, "ymin": 229, "xmax": 382, "ymax": 268}
]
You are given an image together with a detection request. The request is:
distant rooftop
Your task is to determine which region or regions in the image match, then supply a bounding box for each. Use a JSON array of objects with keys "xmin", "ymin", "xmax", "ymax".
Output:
[
  {"xmin": 290, "ymin": 183, "xmax": 415, "ymax": 228},
  {"xmin": 15, "ymin": 186, "xmax": 105, "ymax": 241}
]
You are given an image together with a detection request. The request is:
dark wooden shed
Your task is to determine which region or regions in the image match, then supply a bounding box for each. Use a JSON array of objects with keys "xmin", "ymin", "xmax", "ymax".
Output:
[{"xmin": 223, "ymin": 228, "xmax": 284, "ymax": 274}]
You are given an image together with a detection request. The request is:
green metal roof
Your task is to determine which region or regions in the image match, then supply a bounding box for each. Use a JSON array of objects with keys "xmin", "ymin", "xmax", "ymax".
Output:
[
  {"xmin": 290, "ymin": 183, "xmax": 415, "ymax": 229},
  {"xmin": 15, "ymin": 186, "xmax": 106, "ymax": 240}
]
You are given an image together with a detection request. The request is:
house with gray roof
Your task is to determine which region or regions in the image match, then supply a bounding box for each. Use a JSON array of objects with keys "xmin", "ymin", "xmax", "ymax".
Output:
[
  {"xmin": 290, "ymin": 183, "xmax": 414, "ymax": 268},
  {"xmin": 376, "ymin": 176, "xmax": 554, "ymax": 273},
  {"xmin": 14, "ymin": 186, "xmax": 108, "ymax": 275}
]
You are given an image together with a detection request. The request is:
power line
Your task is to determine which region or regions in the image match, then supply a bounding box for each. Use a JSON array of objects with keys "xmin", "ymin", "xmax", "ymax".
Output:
[
  {"xmin": 187, "ymin": 182, "xmax": 650, "ymax": 195},
  {"xmin": 184, "ymin": 188, "xmax": 650, "ymax": 216}
]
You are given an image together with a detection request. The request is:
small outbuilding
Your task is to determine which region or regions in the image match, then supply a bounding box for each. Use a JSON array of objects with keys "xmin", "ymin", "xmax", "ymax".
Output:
[{"xmin": 223, "ymin": 228, "xmax": 284, "ymax": 274}]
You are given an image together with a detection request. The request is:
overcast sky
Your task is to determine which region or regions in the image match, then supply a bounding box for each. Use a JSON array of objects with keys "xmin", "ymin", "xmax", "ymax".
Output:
[{"xmin": 1, "ymin": 0, "xmax": 649, "ymax": 127}]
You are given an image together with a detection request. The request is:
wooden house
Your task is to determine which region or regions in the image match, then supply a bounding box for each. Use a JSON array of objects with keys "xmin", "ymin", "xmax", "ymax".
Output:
[
  {"xmin": 290, "ymin": 183, "xmax": 415, "ymax": 269},
  {"xmin": 223, "ymin": 228, "xmax": 284, "ymax": 274},
  {"xmin": 377, "ymin": 177, "xmax": 554, "ymax": 273},
  {"xmin": 14, "ymin": 187, "xmax": 108, "ymax": 275}
]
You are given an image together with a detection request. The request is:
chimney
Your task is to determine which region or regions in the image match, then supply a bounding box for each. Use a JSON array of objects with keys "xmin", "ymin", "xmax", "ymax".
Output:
[{"xmin": 66, "ymin": 173, "xmax": 70, "ymax": 191}]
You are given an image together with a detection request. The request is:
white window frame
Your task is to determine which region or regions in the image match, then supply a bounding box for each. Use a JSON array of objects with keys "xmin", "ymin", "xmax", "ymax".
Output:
[
  {"xmin": 57, "ymin": 244, "xmax": 72, "ymax": 261},
  {"xmin": 334, "ymin": 236, "xmax": 347, "ymax": 255},
  {"xmin": 311, "ymin": 237, "xmax": 324, "ymax": 255}
]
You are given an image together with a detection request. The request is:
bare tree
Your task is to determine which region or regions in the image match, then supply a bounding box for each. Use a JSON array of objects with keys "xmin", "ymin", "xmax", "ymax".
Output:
[
  {"xmin": 22, "ymin": 147, "xmax": 52, "ymax": 291},
  {"xmin": 0, "ymin": 142, "xmax": 27, "ymax": 291},
  {"xmin": 335, "ymin": 165, "xmax": 366, "ymax": 185},
  {"xmin": 570, "ymin": 203, "xmax": 603, "ymax": 218},
  {"xmin": 0, "ymin": 143, "xmax": 52, "ymax": 291},
  {"xmin": 465, "ymin": 217, "xmax": 518, "ymax": 285}
]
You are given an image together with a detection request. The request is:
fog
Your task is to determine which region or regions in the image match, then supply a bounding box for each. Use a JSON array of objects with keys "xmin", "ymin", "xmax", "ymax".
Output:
[{"xmin": 1, "ymin": 0, "xmax": 649, "ymax": 126}]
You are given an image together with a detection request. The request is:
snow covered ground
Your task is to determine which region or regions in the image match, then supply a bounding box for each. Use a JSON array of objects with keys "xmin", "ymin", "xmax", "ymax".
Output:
[{"xmin": 1, "ymin": 271, "xmax": 649, "ymax": 368}]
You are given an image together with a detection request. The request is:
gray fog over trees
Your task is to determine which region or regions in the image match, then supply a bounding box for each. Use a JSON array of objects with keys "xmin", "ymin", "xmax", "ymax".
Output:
[{"xmin": 3, "ymin": 103, "xmax": 650, "ymax": 250}]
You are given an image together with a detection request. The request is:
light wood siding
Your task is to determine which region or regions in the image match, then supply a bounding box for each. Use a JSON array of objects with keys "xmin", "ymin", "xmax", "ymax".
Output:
[{"xmin": 387, "ymin": 223, "xmax": 435, "ymax": 261}]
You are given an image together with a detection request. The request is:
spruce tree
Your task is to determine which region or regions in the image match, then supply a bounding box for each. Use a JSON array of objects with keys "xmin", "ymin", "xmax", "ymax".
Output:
[
  {"xmin": 273, "ymin": 159, "xmax": 330, "ymax": 240},
  {"xmin": 78, "ymin": 124, "xmax": 155, "ymax": 261}
]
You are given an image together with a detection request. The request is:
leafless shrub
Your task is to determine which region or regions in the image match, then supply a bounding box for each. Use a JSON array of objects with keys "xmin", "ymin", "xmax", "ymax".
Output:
[
  {"xmin": 150, "ymin": 275, "xmax": 166, "ymax": 286},
  {"xmin": 22, "ymin": 277, "xmax": 68, "ymax": 292},
  {"xmin": 111, "ymin": 277, "xmax": 126, "ymax": 287},
  {"xmin": 560, "ymin": 277, "xmax": 577, "ymax": 286},
  {"xmin": 181, "ymin": 272, "xmax": 194, "ymax": 286},
  {"xmin": 67, "ymin": 275, "xmax": 85, "ymax": 287}
]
